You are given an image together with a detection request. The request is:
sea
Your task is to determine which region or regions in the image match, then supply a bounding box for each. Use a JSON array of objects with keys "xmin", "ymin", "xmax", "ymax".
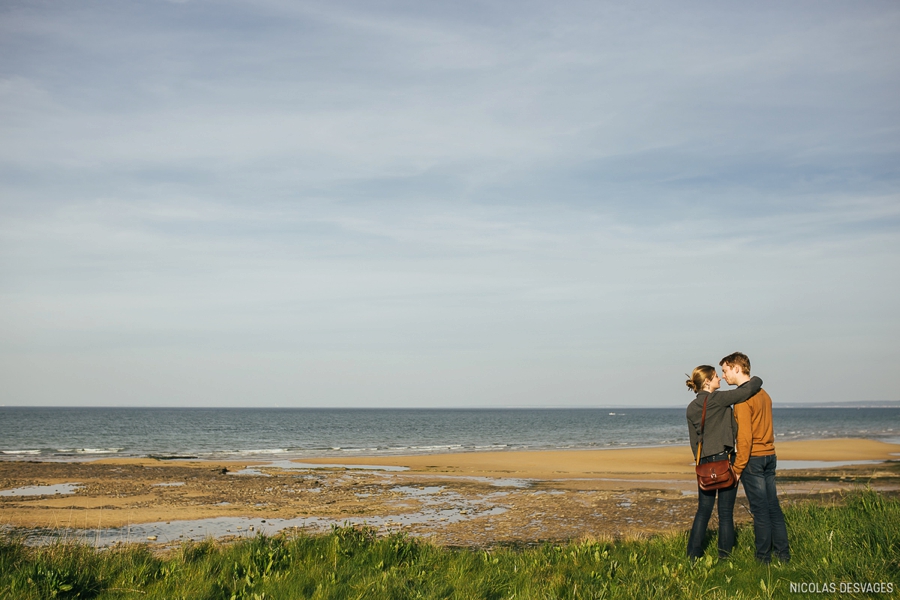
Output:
[{"xmin": 1, "ymin": 407, "xmax": 898, "ymax": 461}]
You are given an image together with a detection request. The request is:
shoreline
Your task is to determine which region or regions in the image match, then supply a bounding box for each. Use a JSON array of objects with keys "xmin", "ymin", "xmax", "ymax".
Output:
[
  {"xmin": 2, "ymin": 438, "xmax": 898, "ymax": 547},
  {"xmin": 4, "ymin": 435, "xmax": 900, "ymax": 465}
]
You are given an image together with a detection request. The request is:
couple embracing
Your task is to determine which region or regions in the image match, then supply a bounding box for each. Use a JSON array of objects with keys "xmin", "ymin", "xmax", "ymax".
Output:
[{"xmin": 685, "ymin": 351, "xmax": 790, "ymax": 563}]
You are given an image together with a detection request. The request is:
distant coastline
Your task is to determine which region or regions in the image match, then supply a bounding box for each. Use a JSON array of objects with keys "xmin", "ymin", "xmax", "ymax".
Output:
[
  {"xmin": 775, "ymin": 401, "xmax": 900, "ymax": 408},
  {"xmin": 2, "ymin": 401, "xmax": 899, "ymax": 409}
]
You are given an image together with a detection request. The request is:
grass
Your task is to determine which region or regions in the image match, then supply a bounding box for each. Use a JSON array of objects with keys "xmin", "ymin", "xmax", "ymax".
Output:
[{"xmin": 1, "ymin": 489, "xmax": 897, "ymax": 599}]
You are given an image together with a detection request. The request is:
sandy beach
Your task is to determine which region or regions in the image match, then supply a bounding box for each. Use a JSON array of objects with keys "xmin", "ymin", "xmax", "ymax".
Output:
[
  {"xmin": 2, "ymin": 438, "xmax": 898, "ymax": 547},
  {"xmin": 293, "ymin": 438, "xmax": 900, "ymax": 479}
]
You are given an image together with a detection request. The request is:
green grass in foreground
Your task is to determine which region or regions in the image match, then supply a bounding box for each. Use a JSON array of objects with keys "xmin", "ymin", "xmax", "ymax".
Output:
[{"xmin": 1, "ymin": 490, "xmax": 897, "ymax": 599}]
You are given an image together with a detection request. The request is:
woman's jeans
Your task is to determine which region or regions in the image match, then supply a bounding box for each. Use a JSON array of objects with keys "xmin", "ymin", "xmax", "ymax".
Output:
[
  {"xmin": 687, "ymin": 452, "xmax": 737, "ymax": 558},
  {"xmin": 741, "ymin": 454, "xmax": 790, "ymax": 563}
]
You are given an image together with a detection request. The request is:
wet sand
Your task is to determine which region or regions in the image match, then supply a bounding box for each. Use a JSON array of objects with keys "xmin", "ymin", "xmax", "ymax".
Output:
[
  {"xmin": 291, "ymin": 439, "xmax": 900, "ymax": 479},
  {"xmin": 1, "ymin": 438, "xmax": 898, "ymax": 547}
]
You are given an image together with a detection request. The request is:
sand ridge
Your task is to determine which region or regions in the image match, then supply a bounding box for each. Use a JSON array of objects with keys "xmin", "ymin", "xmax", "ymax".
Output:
[{"xmin": 288, "ymin": 439, "xmax": 900, "ymax": 479}]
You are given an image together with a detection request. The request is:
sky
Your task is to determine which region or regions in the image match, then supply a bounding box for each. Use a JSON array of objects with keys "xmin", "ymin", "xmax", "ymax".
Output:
[{"xmin": 1, "ymin": 1, "xmax": 898, "ymax": 408}]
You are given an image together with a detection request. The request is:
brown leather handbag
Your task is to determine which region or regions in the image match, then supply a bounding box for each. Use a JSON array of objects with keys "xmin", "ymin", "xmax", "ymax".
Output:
[{"xmin": 694, "ymin": 394, "xmax": 737, "ymax": 491}]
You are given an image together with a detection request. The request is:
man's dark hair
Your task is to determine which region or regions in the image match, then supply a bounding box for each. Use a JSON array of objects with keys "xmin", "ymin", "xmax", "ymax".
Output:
[{"xmin": 719, "ymin": 352, "xmax": 751, "ymax": 375}]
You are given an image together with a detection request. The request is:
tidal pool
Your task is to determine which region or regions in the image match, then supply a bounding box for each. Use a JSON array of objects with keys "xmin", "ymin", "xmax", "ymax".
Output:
[
  {"xmin": 0, "ymin": 483, "xmax": 81, "ymax": 497},
  {"xmin": 9, "ymin": 483, "xmax": 507, "ymax": 547},
  {"xmin": 777, "ymin": 460, "xmax": 883, "ymax": 470}
]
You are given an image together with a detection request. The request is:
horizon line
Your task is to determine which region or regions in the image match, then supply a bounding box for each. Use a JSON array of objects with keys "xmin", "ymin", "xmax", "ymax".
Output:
[{"xmin": 2, "ymin": 402, "xmax": 899, "ymax": 410}]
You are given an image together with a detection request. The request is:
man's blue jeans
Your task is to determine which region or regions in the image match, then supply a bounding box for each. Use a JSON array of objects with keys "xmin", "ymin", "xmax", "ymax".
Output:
[{"xmin": 741, "ymin": 454, "xmax": 790, "ymax": 563}]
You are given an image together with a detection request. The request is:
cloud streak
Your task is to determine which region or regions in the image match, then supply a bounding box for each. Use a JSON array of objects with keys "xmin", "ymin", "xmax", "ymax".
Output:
[{"xmin": 1, "ymin": 0, "xmax": 898, "ymax": 406}]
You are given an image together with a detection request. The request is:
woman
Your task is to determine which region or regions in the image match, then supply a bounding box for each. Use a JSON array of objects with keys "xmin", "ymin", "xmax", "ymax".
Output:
[{"xmin": 685, "ymin": 365, "xmax": 762, "ymax": 559}]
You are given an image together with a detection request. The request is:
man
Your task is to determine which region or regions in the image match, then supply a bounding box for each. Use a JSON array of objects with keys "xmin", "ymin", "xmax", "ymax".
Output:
[{"xmin": 721, "ymin": 351, "xmax": 790, "ymax": 563}]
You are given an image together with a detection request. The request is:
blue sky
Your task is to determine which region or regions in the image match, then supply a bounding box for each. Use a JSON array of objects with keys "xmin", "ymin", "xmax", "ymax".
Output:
[{"xmin": 1, "ymin": 1, "xmax": 898, "ymax": 407}]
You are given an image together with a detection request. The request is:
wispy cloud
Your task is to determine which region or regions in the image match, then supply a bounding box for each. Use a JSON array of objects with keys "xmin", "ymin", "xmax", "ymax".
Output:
[{"xmin": 1, "ymin": 1, "xmax": 898, "ymax": 406}]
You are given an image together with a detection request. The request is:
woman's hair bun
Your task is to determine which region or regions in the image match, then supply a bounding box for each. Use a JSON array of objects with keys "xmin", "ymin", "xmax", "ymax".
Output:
[{"xmin": 685, "ymin": 375, "xmax": 698, "ymax": 392}]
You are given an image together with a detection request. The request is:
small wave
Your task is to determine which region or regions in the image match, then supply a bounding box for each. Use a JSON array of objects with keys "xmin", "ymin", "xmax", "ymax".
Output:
[
  {"xmin": 74, "ymin": 448, "xmax": 123, "ymax": 454},
  {"xmin": 238, "ymin": 449, "xmax": 290, "ymax": 455},
  {"xmin": 1, "ymin": 449, "xmax": 41, "ymax": 455}
]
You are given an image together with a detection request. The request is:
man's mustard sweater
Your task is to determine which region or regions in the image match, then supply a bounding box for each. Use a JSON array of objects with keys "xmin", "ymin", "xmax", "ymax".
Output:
[{"xmin": 733, "ymin": 389, "xmax": 777, "ymax": 479}]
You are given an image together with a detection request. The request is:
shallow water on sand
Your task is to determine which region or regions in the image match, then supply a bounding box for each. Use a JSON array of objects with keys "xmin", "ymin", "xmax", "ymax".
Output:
[{"xmin": 11, "ymin": 484, "xmax": 509, "ymax": 547}]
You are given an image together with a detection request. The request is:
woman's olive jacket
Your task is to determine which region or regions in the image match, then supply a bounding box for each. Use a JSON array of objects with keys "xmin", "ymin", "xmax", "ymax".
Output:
[{"xmin": 686, "ymin": 376, "xmax": 762, "ymax": 460}]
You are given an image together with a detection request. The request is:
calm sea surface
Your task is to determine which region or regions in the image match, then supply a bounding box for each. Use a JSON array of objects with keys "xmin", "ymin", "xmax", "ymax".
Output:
[{"xmin": 1, "ymin": 407, "xmax": 898, "ymax": 461}]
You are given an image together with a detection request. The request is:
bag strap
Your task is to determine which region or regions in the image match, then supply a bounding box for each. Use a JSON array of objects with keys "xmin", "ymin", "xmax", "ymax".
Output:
[{"xmin": 695, "ymin": 393, "xmax": 710, "ymax": 464}]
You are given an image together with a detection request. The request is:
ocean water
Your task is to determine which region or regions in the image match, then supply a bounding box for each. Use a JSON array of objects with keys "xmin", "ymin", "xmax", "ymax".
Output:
[{"xmin": 0, "ymin": 407, "xmax": 898, "ymax": 461}]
